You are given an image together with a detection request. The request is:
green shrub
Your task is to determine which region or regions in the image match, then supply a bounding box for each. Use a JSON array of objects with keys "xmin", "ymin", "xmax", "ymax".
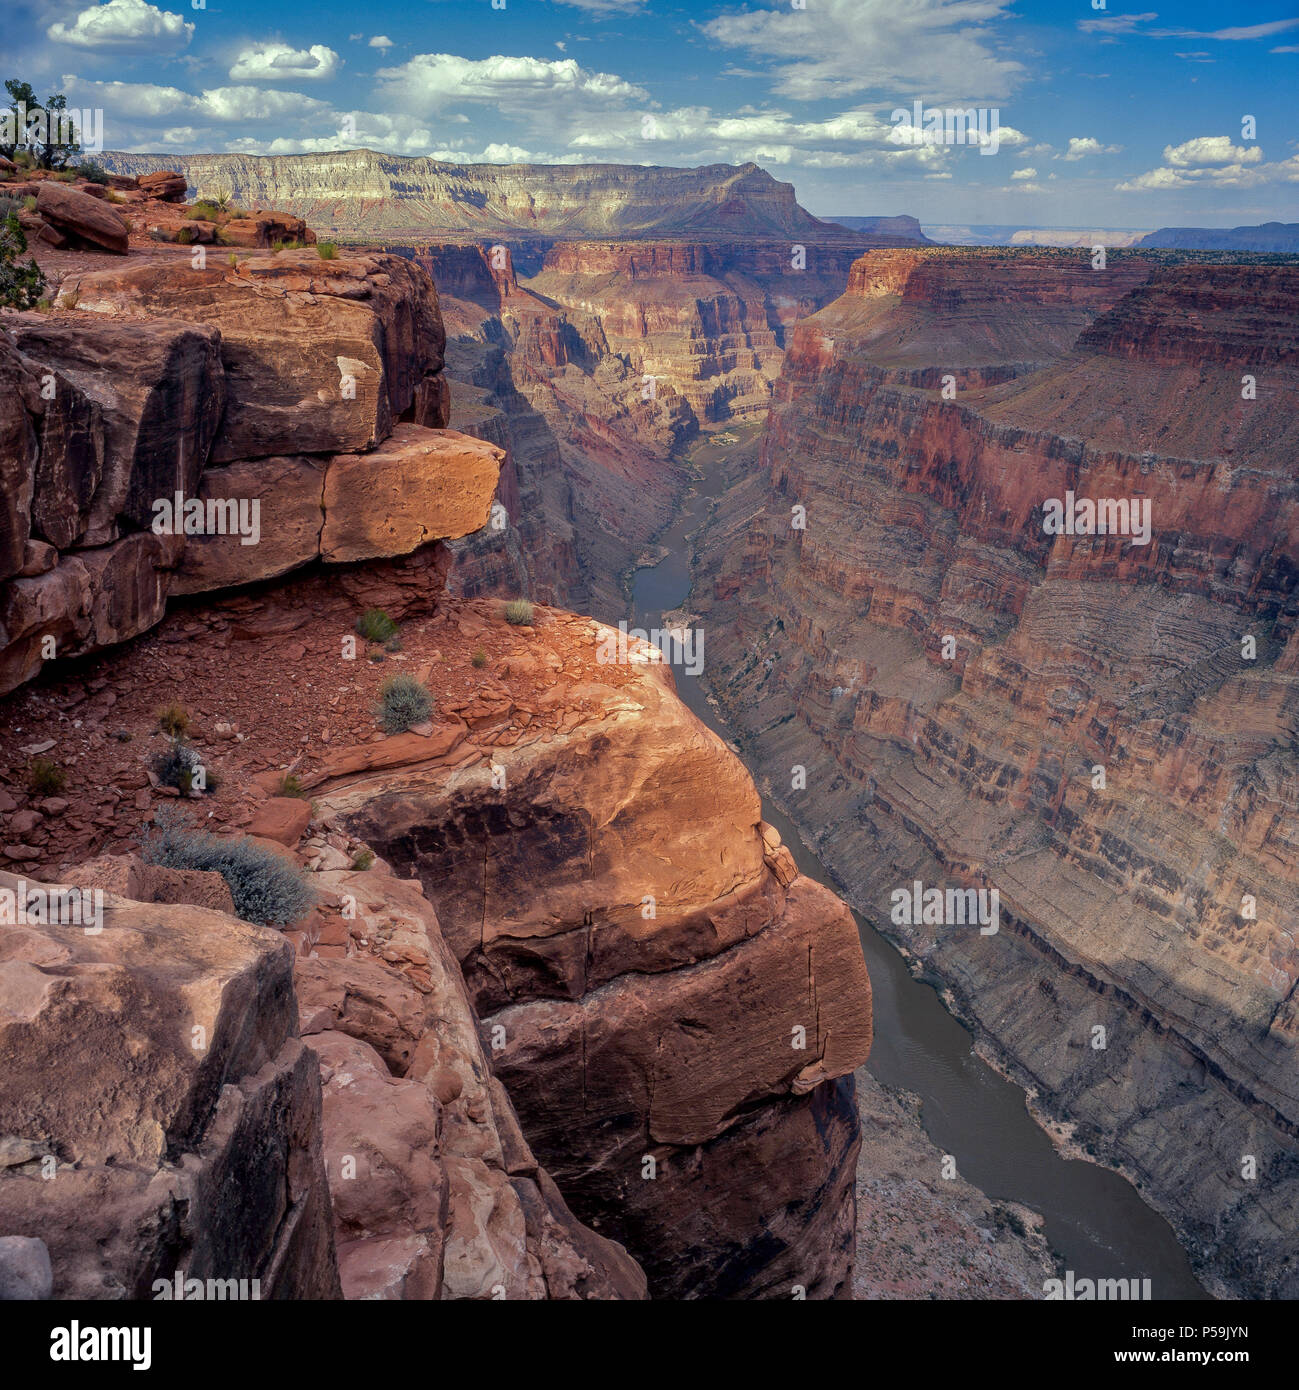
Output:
[
  {"xmin": 53, "ymin": 169, "xmax": 76, "ymax": 182},
  {"xmin": 471, "ymin": 647, "xmax": 488, "ymax": 669},
  {"xmin": 350, "ymin": 847, "xmax": 375, "ymax": 872},
  {"xmin": 73, "ymin": 161, "xmax": 109, "ymax": 185},
  {"xmin": 316, "ymin": 241, "xmax": 337, "ymax": 259},
  {"xmin": 375, "ymin": 673, "xmax": 433, "ymax": 734},
  {"xmin": 27, "ymin": 757, "xmax": 66, "ymax": 796},
  {"xmin": 143, "ymin": 811, "xmax": 314, "ymax": 927},
  {"xmin": 503, "ymin": 598, "xmax": 534, "ymax": 626},
  {"xmin": 355, "ymin": 607, "xmax": 398, "ymax": 644},
  {"xmin": 21, "ymin": 194, "xmax": 36, "ymax": 212},
  {"xmin": 174, "ymin": 225, "xmax": 193, "ymax": 245},
  {"xmin": 185, "ymin": 200, "xmax": 222, "ymax": 221},
  {"xmin": 278, "ymin": 772, "xmax": 307, "ymax": 799}
]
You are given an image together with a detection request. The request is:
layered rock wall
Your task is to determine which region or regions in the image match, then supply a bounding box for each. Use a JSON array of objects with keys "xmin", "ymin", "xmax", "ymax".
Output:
[{"xmin": 696, "ymin": 248, "xmax": 1299, "ymax": 1297}]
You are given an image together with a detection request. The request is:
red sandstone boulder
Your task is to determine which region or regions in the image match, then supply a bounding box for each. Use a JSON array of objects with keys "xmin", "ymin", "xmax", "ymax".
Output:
[
  {"xmin": 0, "ymin": 531, "xmax": 184, "ymax": 694},
  {"xmin": 63, "ymin": 852, "xmax": 236, "ymax": 915},
  {"xmin": 34, "ymin": 181, "xmax": 129, "ymax": 254},
  {"xmin": 320, "ymin": 425, "xmax": 503, "ymax": 563},
  {"xmin": 61, "ymin": 252, "xmax": 444, "ymax": 462},
  {"xmin": 247, "ymin": 796, "xmax": 313, "ymax": 848},
  {"xmin": 221, "ymin": 213, "xmax": 314, "ymax": 248},
  {"xmin": 0, "ymin": 869, "xmax": 340, "ymax": 1298},
  {"xmin": 172, "ymin": 455, "xmax": 325, "ymax": 595},
  {"xmin": 136, "ymin": 170, "xmax": 187, "ymax": 201}
]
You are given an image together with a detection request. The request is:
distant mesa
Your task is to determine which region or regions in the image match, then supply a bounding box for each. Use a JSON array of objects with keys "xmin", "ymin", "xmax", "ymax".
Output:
[
  {"xmin": 826, "ymin": 214, "xmax": 931, "ymax": 243},
  {"xmin": 1137, "ymin": 221, "xmax": 1299, "ymax": 253},
  {"xmin": 95, "ymin": 149, "xmax": 923, "ymax": 247}
]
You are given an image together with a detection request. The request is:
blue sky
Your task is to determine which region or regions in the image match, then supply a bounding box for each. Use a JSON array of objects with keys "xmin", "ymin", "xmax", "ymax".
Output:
[{"xmin": 8, "ymin": 0, "xmax": 1299, "ymax": 226}]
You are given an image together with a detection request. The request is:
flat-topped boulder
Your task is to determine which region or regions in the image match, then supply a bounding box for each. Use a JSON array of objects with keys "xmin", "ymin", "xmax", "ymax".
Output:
[
  {"xmin": 174, "ymin": 427, "xmax": 502, "ymax": 594},
  {"xmin": 321, "ymin": 425, "xmax": 503, "ymax": 564}
]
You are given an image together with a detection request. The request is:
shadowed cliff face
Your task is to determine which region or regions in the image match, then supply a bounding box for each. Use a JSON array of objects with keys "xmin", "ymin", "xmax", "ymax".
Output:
[{"xmin": 695, "ymin": 248, "xmax": 1299, "ymax": 1298}]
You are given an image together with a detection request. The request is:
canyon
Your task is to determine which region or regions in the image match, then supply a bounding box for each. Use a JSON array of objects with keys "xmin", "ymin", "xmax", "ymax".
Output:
[
  {"xmin": 0, "ymin": 176, "xmax": 876, "ymax": 1299},
  {"xmin": 3, "ymin": 153, "xmax": 1297, "ymax": 1303}
]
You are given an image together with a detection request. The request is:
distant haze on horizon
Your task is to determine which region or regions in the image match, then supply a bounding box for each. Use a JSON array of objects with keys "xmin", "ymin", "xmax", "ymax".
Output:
[{"xmin": 7, "ymin": 0, "xmax": 1297, "ymax": 228}]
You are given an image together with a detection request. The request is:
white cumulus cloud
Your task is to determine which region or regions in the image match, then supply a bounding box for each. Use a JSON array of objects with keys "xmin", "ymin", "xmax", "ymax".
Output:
[
  {"xmin": 702, "ymin": 0, "xmax": 1023, "ymax": 103},
  {"xmin": 1163, "ymin": 135, "xmax": 1262, "ymax": 166},
  {"xmin": 48, "ymin": 0, "xmax": 192, "ymax": 51},
  {"xmin": 1061, "ymin": 136, "xmax": 1122, "ymax": 160},
  {"xmin": 229, "ymin": 43, "xmax": 339, "ymax": 83}
]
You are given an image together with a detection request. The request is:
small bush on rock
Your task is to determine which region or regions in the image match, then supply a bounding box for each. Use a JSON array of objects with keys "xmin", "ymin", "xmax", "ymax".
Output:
[
  {"xmin": 472, "ymin": 647, "xmax": 488, "ymax": 669},
  {"xmin": 375, "ymin": 673, "xmax": 433, "ymax": 733},
  {"xmin": 503, "ymin": 598, "xmax": 534, "ymax": 626},
  {"xmin": 355, "ymin": 607, "xmax": 398, "ymax": 644},
  {"xmin": 143, "ymin": 811, "xmax": 314, "ymax": 928},
  {"xmin": 317, "ymin": 241, "xmax": 338, "ymax": 259}
]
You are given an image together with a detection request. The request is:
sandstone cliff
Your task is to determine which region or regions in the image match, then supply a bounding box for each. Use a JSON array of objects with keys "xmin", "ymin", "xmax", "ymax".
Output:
[
  {"xmin": 0, "ymin": 248, "xmax": 500, "ymax": 695},
  {"xmin": 695, "ymin": 247, "xmax": 1299, "ymax": 1298}
]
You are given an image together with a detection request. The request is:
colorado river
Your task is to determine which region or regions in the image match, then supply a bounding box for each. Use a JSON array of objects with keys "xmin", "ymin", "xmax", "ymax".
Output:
[{"xmin": 627, "ymin": 429, "xmax": 1208, "ymax": 1301}]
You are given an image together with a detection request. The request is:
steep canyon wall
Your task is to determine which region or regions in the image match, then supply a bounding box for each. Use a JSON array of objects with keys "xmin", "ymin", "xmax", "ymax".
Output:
[{"xmin": 695, "ymin": 247, "xmax": 1299, "ymax": 1298}]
